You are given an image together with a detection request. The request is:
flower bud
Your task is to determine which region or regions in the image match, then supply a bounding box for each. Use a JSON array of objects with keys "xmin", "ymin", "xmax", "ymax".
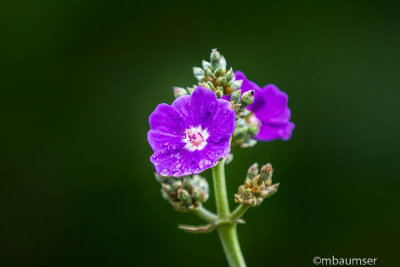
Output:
[
  {"xmin": 241, "ymin": 90, "xmax": 255, "ymax": 105},
  {"xmin": 155, "ymin": 174, "xmax": 209, "ymax": 212},
  {"xmin": 244, "ymin": 188, "xmax": 252, "ymax": 198},
  {"xmin": 233, "ymin": 79, "xmax": 243, "ymax": 89},
  {"xmin": 202, "ymin": 60, "xmax": 211, "ymax": 69},
  {"xmin": 215, "ymin": 88, "xmax": 223, "ymax": 98},
  {"xmin": 173, "ymin": 87, "xmax": 188, "ymax": 98},
  {"xmin": 193, "ymin": 67, "xmax": 205, "ymax": 81},
  {"xmin": 234, "ymin": 163, "xmax": 279, "ymax": 207},
  {"xmin": 204, "ymin": 67, "xmax": 215, "ymax": 80},
  {"xmin": 219, "ymin": 56, "xmax": 227, "ymax": 69},
  {"xmin": 217, "ymin": 76, "xmax": 227, "ymax": 86},
  {"xmin": 248, "ymin": 122, "xmax": 260, "ymax": 136},
  {"xmin": 194, "ymin": 50, "xmax": 239, "ymax": 98},
  {"xmin": 260, "ymin": 164, "xmax": 273, "ymax": 183},
  {"xmin": 232, "ymin": 103, "xmax": 241, "ymax": 112},
  {"xmin": 247, "ymin": 163, "xmax": 259, "ymax": 179},
  {"xmin": 187, "ymin": 87, "xmax": 195, "ymax": 94},
  {"xmin": 225, "ymin": 68, "xmax": 234, "ymax": 81},
  {"xmin": 230, "ymin": 89, "xmax": 241, "ymax": 103},
  {"xmin": 214, "ymin": 67, "xmax": 225, "ymax": 77},
  {"xmin": 210, "ymin": 48, "xmax": 221, "ymax": 67}
]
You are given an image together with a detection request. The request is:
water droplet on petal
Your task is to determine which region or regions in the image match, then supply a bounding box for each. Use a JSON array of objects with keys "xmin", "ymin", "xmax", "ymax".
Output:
[
  {"xmin": 199, "ymin": 159, "xmax": 212, "ymax": 169},
  {"xmin": 160, "ymin": 169, "xmax": 170, "ymax": 176}
]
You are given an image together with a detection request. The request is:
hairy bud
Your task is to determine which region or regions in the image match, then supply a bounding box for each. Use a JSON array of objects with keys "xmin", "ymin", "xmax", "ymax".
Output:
[
  {"xmin": 235, "ymin": 163, "xmax": 279, "ymax": 207},
  {"xmin": 155, "ymin": 174, "xmax": 209, "ymax": 212}
]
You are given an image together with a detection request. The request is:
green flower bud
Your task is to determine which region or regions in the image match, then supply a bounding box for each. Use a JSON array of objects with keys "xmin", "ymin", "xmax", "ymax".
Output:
[
  {"xmin": 155, "ymin": 174, "xmax": 209, "ymax": 212},
  {"xmin": 260, "ymin": 164, "xmax": 273, "ymax": 183},
  {"xmin": 225, "ymin": 68, "xmax": 234, "ymax": 81},
  {"xmin": 194, "ymin": 50, "xmax": 239, "ymax": 98},
  {"xmin": 219, "ymin": 56, "xmax": 227, "ymax": 69},
  {"xmin": 210, "ymin": 48, "xmax": 221, "ymax": 68},
  {"xmin": 178, "ymin": 189, "xmax": 193, "ymax": 206},
  {"xmin": 214, "ymin": 67, "xmax": 225, "ymax": 77},
  {"xmin": 247, "ymin": 163, "xmax": 259, "ymax": 179},
  {"xmin": 173, "ymin": 87, "xmax": 188, "ymax": 98},
  {"xmin": 244, "ymin": 188, "xmax": 252, "ymax": 198},
  {"xmin": 215, "ymin": 88, "xmax": 223, "ymax": 98},
  {"xmin": 193, "ymin": 67, "xmax": 205, "ymax": 81},
  {"xmin": 182, "ymin": 176, "xmax": 192, "ymax": 190},
  {"xmin": 202, "ymin": 60, "xmax": 211, "ymax": 69},
  {"xmin": 230, "ymin": 89, "xmax": 242, "ymax": 103},
  {"xmin": 232, "ymin": 104, "xmax": 241, "ymax": 112},
  {"xmin": 187, "ymin": 86, "xmax": 195, "ymax": 94},
  {"xmin": 234, "ymin": 163, "xmax": 279, "ymax": 207},
  {"xmin": 217, "ymin": 76, "xmax": 227, "ymax": 86},
  {"xmin": 191, "ymin": 175, "xmax": 209, "ymax": 202},
  {"xmin": 248, "ymin": 122, "xmax": 260, "ymax": 136},
  {"xmin": 241, "ymin": 90, "xmax": 255, "ymax": 105},
  {"xmin": 204, "ymin": 67, "xmax": 215, "ymax": 80},
  {"xmin": 233, "ymin": 79, "xmax": 243, "ymax": 89},
  {"xmin": 260, "ymin": 183, "xmax": 279, "ymax": 198},
  {"xmin": 233, "ymin": 125, "xmax": 248, "ymax": 139}
]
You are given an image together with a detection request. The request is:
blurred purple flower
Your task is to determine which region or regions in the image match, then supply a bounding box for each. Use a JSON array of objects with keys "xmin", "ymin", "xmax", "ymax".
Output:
[
  {"xmin": 231, "ymin": 71, "xmax": 295, "ymax": 141},
  {"xmin": 148, "ymin": 86, "xmax": 235, "ymax": 177}
]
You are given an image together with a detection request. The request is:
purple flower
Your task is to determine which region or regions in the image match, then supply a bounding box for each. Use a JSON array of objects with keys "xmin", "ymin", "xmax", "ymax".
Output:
[
  {"xmin": 148, "ymin": 86, "xmax": 235, "ymax": 177},
  {"xmin": 229, "ymin": 71, "xmax": 295, "ymax": 142}
]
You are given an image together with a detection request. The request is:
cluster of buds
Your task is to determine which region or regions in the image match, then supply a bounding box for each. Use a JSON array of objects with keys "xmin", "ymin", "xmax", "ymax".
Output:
[
  {"xmin": 230, "ymin": 89, "xmax": 260, "ymax": 148},
  {"xmin": 235, "ymin": 163, "xmax": 279, "ymax": 207},
  {"xmin": 173, "ymin": 49, "xmax": 242, "ymax": 98},
  {"xmin": 174, "ymin": 48, "xmax": 260, "ymax": 148},
  {"xmin": 155, "ymin": 174, "xmax": 209, "ymax": 212}
]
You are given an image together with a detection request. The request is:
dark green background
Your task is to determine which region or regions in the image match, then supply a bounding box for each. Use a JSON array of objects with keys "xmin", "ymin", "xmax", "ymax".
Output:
[{"xmin": 2, "ymin": 0, "xmax": 400, "ymax": 266}]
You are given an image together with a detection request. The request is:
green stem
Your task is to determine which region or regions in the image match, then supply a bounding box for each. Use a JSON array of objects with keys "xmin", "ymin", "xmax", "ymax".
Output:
[
  {"xmin": 217, "ymin": 224, "xmax": 246, "ymax": 267},
  {"xmin": 212, "ymin": 158, "xmax": 230, "ymax": 219},
  {"xmin": 194, "ymin": 206, "xmax": 218, "ymax": 223},
  {"xmin": 230, "ymin": 204, "xmax": 250, "ymax": 222},
  {"xmin": 212, "ymin": 159, "xmax": 246, "ymax": 267}
]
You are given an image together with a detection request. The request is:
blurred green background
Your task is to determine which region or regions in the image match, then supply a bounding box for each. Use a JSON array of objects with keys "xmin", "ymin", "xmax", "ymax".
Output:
[{"xmin": 2, "ymin": 0, "xmax": 400, "ymax": 266}]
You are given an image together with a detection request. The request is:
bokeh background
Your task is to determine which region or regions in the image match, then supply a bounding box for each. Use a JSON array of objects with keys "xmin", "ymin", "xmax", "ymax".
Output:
[{"xmin": 2, "ymin": 0, "xmax": 400, "ymax": 266}]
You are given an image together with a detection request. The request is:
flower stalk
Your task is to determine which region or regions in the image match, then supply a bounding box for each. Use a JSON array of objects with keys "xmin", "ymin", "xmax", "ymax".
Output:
[
  {"xmin": 193, "ymin": 206, "xmax": 218, "ymax": 223},
  {"xmin": 230, "ymin": 204, "xmax": 250, "ymax": 222},
  {"xmin": 213, "ymin": 159, "xmax": 247, "ymax": 267}
]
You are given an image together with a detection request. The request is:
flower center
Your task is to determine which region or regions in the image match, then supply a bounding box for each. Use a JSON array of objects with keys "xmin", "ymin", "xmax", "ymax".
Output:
[{"xmin": 183, "ymin": 126, "xmax": 209, "ymax": 151}]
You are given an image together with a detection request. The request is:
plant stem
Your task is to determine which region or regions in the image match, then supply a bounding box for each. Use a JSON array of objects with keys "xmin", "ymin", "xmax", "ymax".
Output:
[
  {"xmin": 217, "ymin": 224, "xmax": 246, "ymax": 267},
  {"xmin": 212, "ymin": 159, "xmax": 246, "ymax": 267},
  {"xmin": 194, "ymin": 206, "xmax": 218, "ymax": 223},
  {"xmin": 212, "ymin": 158, "xmax": 230, "ymax": 219},
  {"xmin": 230, "ymin": 204, "xmax": 250, "ymax": 222}
]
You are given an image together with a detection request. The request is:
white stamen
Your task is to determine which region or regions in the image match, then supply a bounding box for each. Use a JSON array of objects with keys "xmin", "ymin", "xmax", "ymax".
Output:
[{"xmin": 182, "ymin": 125, "xmax": 209, "ymax": 152}]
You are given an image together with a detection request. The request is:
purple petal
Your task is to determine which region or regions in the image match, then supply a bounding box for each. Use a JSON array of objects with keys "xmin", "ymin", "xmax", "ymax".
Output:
[
  {"xmin": 147, "ymin": 130, "xmax": 184, "ymax": 151},
  {"xmin": 171, "ymin": 86, "xmax": 235, "ymax": 142},
  {"xmin": 147, "ymin": 87, "xmax": 236, "ymax": 177},
  {"xmin": 149, "ymin": 103, "xmax": 187, "ymax": 134},
  {"xmin": 150, "ymin": 148, "xmax": 187, "ymax": 177},
  {"xmin": 187, "ymin": 86, "xmax": 218, "ymax": 126},
  {"xmin": 205, "ymin": 100, "xmax": 235, "ymax": 143},
  {"xmin": 150, "ymin": 147, "xmax": 221, "ymax": 177},
  {"xmin": 171, "ymin": 94, "xmax": 191, "ymax": 121},
  {"xmin": 200, "ymin": 139, "xmax": 231, "ymax": 161},
  {"xmin": 250, "ymin": 84, "xmax": 291, "ymax": 125},
  {"xmin": 234, "ymin": 71, "xmax": 260, "ymax": 93},
  {"xmin": 255, "ymin": 121, "xmax": 295, "ymax": 141}
]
